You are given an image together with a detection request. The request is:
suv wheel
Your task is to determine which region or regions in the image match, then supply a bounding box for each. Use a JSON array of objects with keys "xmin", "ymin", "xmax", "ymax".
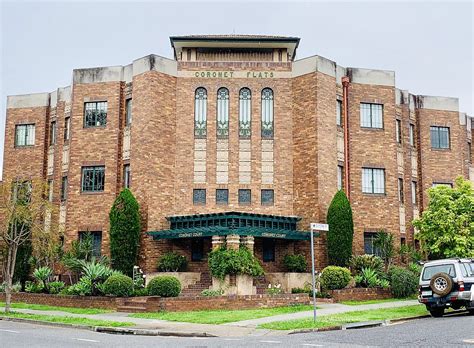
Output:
[
  {"xmin": 429, "ymin": 272, "xmax": 453, "ymax": 296},
  {"xmin": 429, "ymin": 307, "xmax": 445, "ymax": 317}
]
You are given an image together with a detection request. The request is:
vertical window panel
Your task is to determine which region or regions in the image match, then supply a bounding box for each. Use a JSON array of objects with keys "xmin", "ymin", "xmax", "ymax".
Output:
[
  {"xmin": 261, "ymin": 88, "xmax": 274, "ymax": 138},
  {"xmin": 216, "ymin": 88, "xmax": 229, "ymax": 138},
  {"xmin": 398, "ymin": 178, "xmax": 404, "ymax": 203},
  {"xmin": 61, "ymin": 176, "xmax": 68, "ymax": 201},
  {"xmin": 411, "ymin": 181, "xmax": 417, "ymax": 205},
  {"xmin": 409, "ymin": 124, "xmax": 415, "ymax": 147},
  {"xmin": 50, "ymin": 121, "xmax": 57, "ymax": 145},
  {"xmin": 396, "ymin": 119, "xmax": 402, "ymax": 144},
  {"xmin": 194, "ymin": 88, "xmax": 207, "ymax": 138},
  {"xmin": 125, "ymin": 99, "xmax": 132, "ymax": 126},
  {"xmin": 64, "ymin": 117, "xmax": 71, "ymax": 142},
  {"xmin": 239, "ymin": 88, "xmax": 251, "ymax": 138}
]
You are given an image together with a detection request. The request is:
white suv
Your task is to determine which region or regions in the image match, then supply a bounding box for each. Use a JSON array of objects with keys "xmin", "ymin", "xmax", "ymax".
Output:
[{"xmin": 418, "ymin": 258, "xmax": 474, "ymax": 317}]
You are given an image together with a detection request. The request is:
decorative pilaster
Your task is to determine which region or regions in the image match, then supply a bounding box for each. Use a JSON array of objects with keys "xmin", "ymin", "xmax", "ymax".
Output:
[
  {"xmin": 226, "ymin": 234, "xmax": 240, "ymax": 250},
  {"xmin": 241, "ymin": 236, "xmax": 255, "ymax": 254},
  {"xmin": 211, "ymin": 235, "xmax": 225, "ymax": 250}
]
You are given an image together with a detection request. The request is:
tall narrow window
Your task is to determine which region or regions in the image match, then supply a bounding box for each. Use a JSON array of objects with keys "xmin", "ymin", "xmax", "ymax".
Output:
[
  {"xmin": 398, "ymin": 178, "xmax": 404, "ymax": 203},
  {"xmin": 360, "ymin": 103, "xmax": 383, "ymax": 129},
  {"xmin": 15, "ymin": 124, "xmax": 35, "ymax": 147},
  {"xmin": 123, "ymin": 164, "xmax": 130, "ymax": 188},
  {"xmin": 411, "ymin": 181, "xmax": 417, "ymax": 205},
  {"xmin": 125, "ymin": 98, "xmax": 132, "ymax": 126},
  {"xmin": 81, "ymin": 166, "xmax": 105, "ymax": 192},
  {"xmin": 336, "ymin": 99, "xmax": 343, "ymax": 126},
  {"xmin": 337, "ymin": 165, "xmax": 343, "ymax": 190},
  {"xmin": 362, "ymin": 168, "xmax": 385, "ymax": 194},
  {"xmin": 409, "ymin": 124, "xmax": 415, "ymax": 147},
  {"xmin": 430, "ymin": 126, "xmax": 450, "ymax": 149},
  {"xmin": 48, "ymin": 179, "xmax": 53, "ymax": 202},
  {"xmin": 216, "ymin": 88, "xmax": 229, "ymax": 138},
  {"xmin": 194, "ymin": 88, "xmax": 207, "ymax": 138},
  {"xmin": 50, "ymin": 121, "xmax": 57, "ymax": 145},
  {"xmin": 64, "ymin": 117, "xmax": 70, "ymax": 142},
  {"xmin": 364, "ymin": 232, "xmax": 381, "ymax": 256},
  {"xmin": 61, "ymin": 176, "xmax": 68, "ymax": 202},
  {"xmin": 239, "ymin": 88, "xmax": 251, "ymax": 138},
  {"xmin": 84, "ymin": 101, "xmax": 107, "ymax": 128},
  {"xmin": 263, "ymin": 239, "xmax": 275, "ymax": 262},
  {"xmin": 261, "ymin": 88, "xmax": 274, "ymax": 138},
  {"xmin": 396, "ymin": 119, "xmax": 402, "ymax": 144}
]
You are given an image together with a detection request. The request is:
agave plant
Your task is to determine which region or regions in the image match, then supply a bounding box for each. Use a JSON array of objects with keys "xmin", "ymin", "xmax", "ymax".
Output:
[
  {"xmin": 355, "ymin": 267, "xmax": 381, "ymax": 288},
  {"xmin": 77, "ymin": 259, "xmax": 115, "ymax": 296},
  {"xmin": 32, "ymin": 266, "xmax": 53, "ymax": 293}
]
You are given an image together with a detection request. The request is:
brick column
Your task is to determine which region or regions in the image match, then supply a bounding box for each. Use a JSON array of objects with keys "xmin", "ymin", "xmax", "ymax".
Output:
[
  {"xmin": 226, "ymin": 234, "xmax": 240, "ymax": 250},
  {"xmin": 211, "ymin": 236, "xmax": 225, "ymax": 250},
  {"xmin": 241, "ymin": 236, "xmax": 255, "ymax": 254}
]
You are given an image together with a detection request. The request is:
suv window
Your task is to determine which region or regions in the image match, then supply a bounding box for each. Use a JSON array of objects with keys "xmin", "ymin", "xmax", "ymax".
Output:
[
  {"xmin": 422, "ymin": 264, "xmax": 456, "ymax": 280},
  {"xmin": 461, "ymin": 262, "xmax": 474, "ymax": 277}
]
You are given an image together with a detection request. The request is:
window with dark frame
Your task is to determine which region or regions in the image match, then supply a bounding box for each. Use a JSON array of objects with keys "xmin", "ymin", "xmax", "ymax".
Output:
[
  {"xmin": 430, "ymin": 126, "xmax": 450, "ymax": 149},
  {"xmin": 468, "ymin": 142, "xmax": 472, "ymax": 163},
  {"xmin": 84, "ymin": 101, "xmax": 107, "ymax": 128},
  {"xmin": 362, "ymin": 168, "xmax": 385, "ymax": 194},
  {"xmin": 398, "ymin": 178, "xmax": 404, "ymax": 203},
  {"xmin": 216, "ymin": 189, "xmax": 229, "ymax": 204},
  {"xmin": 79, "ymin": 231, "xmax": 102, "ymax": 257},
  {"xmin": 360, "ymin": 103, "xmax": 383, "ymax": 129},
  {"xmin": 193, "ymin": 189, "xmax": 206, "ymax": 205},
  {"xmin": 191, "ymin": 238, "xmax": 204, "ymax": 261},
  {"xmin": 432, "ymin": 182, "xmax": 453, "ymax": 188},
  {"xmin": 411, "ymin": 181, "xmax": 417, "ymax": 205},
  {"xmin": 336, "ymin": 99, "xmax": 343, "ymax": 126},
  {"xmin": 64, "ymin": 117, "xmax": 71, "ymax": 142},
  {"xmin": 216, "ymin": 88, "xmax": 229, "ymax": 138},
  {"xmin": 81, "ymin": 166, "xmax": 105, "ymax": 192},
  {"xmin": 125, "ymin": 99, "xmax": 132, "ymax": 126},
  {"xmin": 239, "ymin": 88, "xmax": 251, "ymax": 138},
  {"xmin": 262, "ymin": 238, "xmax": 275, "ymax": 262},
  {"xmin": 364, "ymin": 232, "xmax": 381, "ymax": 256},
  {"xmin": 238, "ymin": 189, "xmax": 251, "ymax": 204},
  {"xmin": 15, "ymin": 124, "xmax": 35, "ymax": 147},
  {"xmin": 337, "ymin": 165, "xmax": 343, "ymax": 190},
  {"xmin": 409, "ymin": 124, "xmax": 415, "ymax": 147},
  {"xmin": 194, "ymin": 88, "xmax": 207, "ymax": 138},
  {"xmin": 261, "ymin": 88, "xmax": 274, "ymax": 138},
  {"xmin": 123, "ymin": 164, "xmax": 130, "ymax": 188},
  {"xmin": 50, "ymin": 121, "xmax": 57, "ymax": 145},
  {"xmin": 61, "ymin": 176, "xmax": 68, "ymax": 201},
  {"xmin": 261, "ymin": 189, "xmax": 274, "ymax": 205},
  {"xmin": 396, "ymin": 119, "xmax": 402, "ymax": 144}
]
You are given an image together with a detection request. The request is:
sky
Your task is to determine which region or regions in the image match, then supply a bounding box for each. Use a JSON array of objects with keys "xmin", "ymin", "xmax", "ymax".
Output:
[{"xmin": 1, "ymin": 0, "xmax": 473, "ymax": 179}]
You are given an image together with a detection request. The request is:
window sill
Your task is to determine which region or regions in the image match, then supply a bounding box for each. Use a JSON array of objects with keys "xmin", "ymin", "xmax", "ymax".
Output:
[
  {"xmin": 430, "ymin": 148, "xmax": 451, "ymax": 152},
  {"xmin": 14, "ymin": 145, "xmax": 35, "ymax": 149},
  {"xmin": 81, "ymin": 191, "xmax": 105, "ymax": 195},
  {"xmin": 360, "ymin": 127, "xmax": 384, "ymax": 131},
  {"xmin": 362, "ymin": 193, "xmax": 386, "ymax": 198},
  {"xmin": 83, "ymin": 125, "xmax": 107, "ymax": 129}
]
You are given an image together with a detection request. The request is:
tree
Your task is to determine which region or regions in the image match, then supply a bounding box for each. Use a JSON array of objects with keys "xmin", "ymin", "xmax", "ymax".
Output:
[
  {"xmin": 413, "ymin": 177, "xmax": 474, "ymax": 259},
  {"xmin": 373, "ymin": 231, "xmax": 395, "ymax": 271},
  {"xmin": 0, "ymin": 179, "xmax": 56, "ymax": 312},
  {"xmin": 326, "ymin": 190, "xmax": 354, "ymax": 266},
  {"xmin": 109, "ymin": 189, "xmax": 141, "ymax": 276}
]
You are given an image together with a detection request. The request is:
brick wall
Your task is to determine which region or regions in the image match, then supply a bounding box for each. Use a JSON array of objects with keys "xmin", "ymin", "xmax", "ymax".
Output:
[{"xmin": 328, "ymin": 287, "xmax": 392, "ymax": 302}]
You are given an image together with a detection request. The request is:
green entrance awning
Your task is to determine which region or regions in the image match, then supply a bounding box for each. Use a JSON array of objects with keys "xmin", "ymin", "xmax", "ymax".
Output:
[{"xmin": 147, "ymin": 211, "xmax": 316, "ymax": 241}]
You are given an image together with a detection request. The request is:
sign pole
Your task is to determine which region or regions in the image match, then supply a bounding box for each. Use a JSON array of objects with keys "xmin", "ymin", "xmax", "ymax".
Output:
[{"xmin": 310, "ymin": 227, "xmax": 317, "ymax": 322}]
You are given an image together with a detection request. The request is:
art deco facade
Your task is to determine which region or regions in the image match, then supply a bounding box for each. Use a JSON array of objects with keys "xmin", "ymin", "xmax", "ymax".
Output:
[{"xmin": 3, "ymin": 35, "xmax": 473, "ymax": 275}]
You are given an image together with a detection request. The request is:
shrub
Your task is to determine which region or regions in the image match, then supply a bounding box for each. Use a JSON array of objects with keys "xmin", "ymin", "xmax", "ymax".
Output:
[
  {"xmin": 157, "ymin": 252, "xmax": 187, "ymax": 272},
  {"xmin": 208, "ymin": 246, "xmax": 264, "ymax": 280},
  {"xmin": 109, "ymin": 189, "xmax": 141, "ymax": 276},
  {"xmin": 283, "ymin": 254, "xmax": 307, "ymax": 273},
  {"xmin": 32, "ymin": 266, "xmax": 53, "ymax": 293},
  {"xmin": 354, "ymin": 268, "xmax": 388, "ymax": 288},
  {"xmin": 25, "ymin": 281, "xmax": 43, "ymax": 294},
  {"xmin": 48, "ymin": 281, "xmax": 65, "ymax": 294},
  {"xmin": 67, "ymin": 277, "xmax": 92, "ymax": 296},
  {"xmin": 327, "ymin": 191, "xmax": 354, "ymax": 266},
  {"xmin": 408, "ymin": 262, "xmax": 422, "ymax": 277},
  {"xmin": 80, "ymin": 260, "xmax": 112, "ymax": 296},
  {"xmin": 291, "ymin": 287, "xmax": 311, "ymax": 295},
  {"xmin": 133, "ymin": 287, "xmax": 149, "ymax": 297},
  {"xmin": 350, "ymin": 254, "xmax": 384, "ymax": 275},
  {"xmin": 373, "ymin": 231, "xmax": 395, "ymax": 271},
  {"xmin": 147, "ymin": 276, "xmax": 181, "ymax": 297},
  {"xmin": 320, "ymin": 266, "xmax": 352, "ymax": 290},
  {"xmin": 389, "ymin": 266, "xmax": 418, "ymax": 298},
  {"xmin": 200, "ymin": 289, "xmax": 224, "ymax": 297},
  {"xmin": 102, "ymin": 274, "xmax": 134, "ymax": 297}
]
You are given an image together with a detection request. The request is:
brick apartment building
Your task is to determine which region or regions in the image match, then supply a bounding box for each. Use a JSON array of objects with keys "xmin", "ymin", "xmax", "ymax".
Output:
[{"xmin": 2, "ymin": 35, "xmax": 473, "ymax": 274}]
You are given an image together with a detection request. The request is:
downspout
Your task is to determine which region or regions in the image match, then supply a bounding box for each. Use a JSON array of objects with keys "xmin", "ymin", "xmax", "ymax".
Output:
[{"xmin": 342, "ymin": 76, "xmax": 350, "ymax": 201}]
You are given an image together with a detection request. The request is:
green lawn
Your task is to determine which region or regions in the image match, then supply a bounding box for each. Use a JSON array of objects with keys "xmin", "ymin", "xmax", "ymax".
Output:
[
  {"xmin": 130, "ymin": 305, "xmax": 314, "ymax": 325},
  {"xmin": 0, "ymin": 311, "xmax": 134, "ymax": 327},
  {"xmin": 0, "ymin": 302, "xmax": 110, "ymax": 315},
  {"xmin": 258, "ymin": 305, "xmax": 429, "ymax": 330},
  {"xmin": 340, "ymin": 298, "xmax": 416, "ymax": 306}
]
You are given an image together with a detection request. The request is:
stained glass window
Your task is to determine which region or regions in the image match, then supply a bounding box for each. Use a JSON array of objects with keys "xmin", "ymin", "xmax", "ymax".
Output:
[
  {"xmin": 238, "ymin": 189, "xmax": 251, "ymax": 204},
  {"xmin": 261, "ymin": 88, "xmax": 274, "ymax": 138},
  {"xmin": 194, "ymin": 88, "xmax": 207, "ymax": 138},
  {"xmin": 217, "ymin": 88, "xmax": 229, "ymax": 138},
  {"xmin": 193, "ymin": 189, "xmax": 206, "ymax": 205},
  {"xmin": 81, "ymin": 166, "xmax": 105, "ymax": 192},
  {"xmin": 239, "ymin": 88, "xmax": 251, "ymax": 138},
  {"xmin": 216, "ymin": 189, "xmax": 229, "ymax": 204},
  {"xmin": 261, "ymin": 189, "xmax": 274, "ymax": 205},
  {"xmin": 84, "ymin": 102, "xmax": 107, "ymax": 128}
]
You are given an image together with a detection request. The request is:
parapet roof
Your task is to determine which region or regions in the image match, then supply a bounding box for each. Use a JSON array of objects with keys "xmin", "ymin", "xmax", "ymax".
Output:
[{"xmin": 170, "ymin": 34, "xmax": 300, "ymax": 60}]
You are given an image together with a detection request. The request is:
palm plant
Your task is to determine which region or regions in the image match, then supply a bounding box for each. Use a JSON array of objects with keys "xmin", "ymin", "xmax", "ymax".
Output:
[{"xmin": 374, "ymin": 231, "xmax": 395, "ymax": 271}]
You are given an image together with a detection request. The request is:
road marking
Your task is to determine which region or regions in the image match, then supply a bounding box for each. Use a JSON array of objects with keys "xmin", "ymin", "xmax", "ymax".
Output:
[
  {"xmin": 0, "ymin": 329, "xmax": 20, "ymax": 333},
  {"xmin": 260, "ymin": 340, "xmax": 282, "ymax": 344},
  {"xmin": 224, "ymin": 338, "xmax": 242, "ymax": 341},
  {"xmin": 463, "ymin": 339, "xmax": 474, "ymax": 344},
  {"xmin": 302, "ymin": 344, "xmax": 323, "ymax": 347},
  {"xmin": 73, "ymin": 338, "xmax": 99, "ymax": 343}
]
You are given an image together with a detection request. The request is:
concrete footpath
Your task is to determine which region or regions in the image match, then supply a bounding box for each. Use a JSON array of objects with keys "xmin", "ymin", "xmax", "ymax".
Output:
[{"xmin": 0, "ymin": 299, "xmax": 419, "ymax": 337}]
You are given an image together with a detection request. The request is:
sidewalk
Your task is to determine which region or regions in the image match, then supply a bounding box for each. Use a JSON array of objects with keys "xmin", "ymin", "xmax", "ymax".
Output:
[{"xmin": 0, "ymin": 299, "xmax": 419, "ymax": 337}]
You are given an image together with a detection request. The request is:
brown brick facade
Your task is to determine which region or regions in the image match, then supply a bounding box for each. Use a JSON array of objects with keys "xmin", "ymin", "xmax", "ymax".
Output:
[{"xmin": 2, "ymin": 36, "xmax": 473, "ymax": 277}]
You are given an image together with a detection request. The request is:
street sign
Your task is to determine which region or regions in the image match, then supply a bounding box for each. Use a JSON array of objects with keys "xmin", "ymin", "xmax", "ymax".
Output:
[{"xmin": 310, "ymin": 223, "xmax": 329, "ymax": 231}]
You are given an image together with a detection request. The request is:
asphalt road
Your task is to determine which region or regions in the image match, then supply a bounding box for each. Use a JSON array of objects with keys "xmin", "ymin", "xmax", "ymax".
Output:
[{"xmin": 0, "ymin": 312, "xmax": 473, "ymax": 347}]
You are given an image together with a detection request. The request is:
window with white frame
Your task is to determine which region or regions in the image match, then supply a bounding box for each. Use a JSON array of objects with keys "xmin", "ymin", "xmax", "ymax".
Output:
[
  {"xmin": 125, "ymin": 98, "xmax": 132, "ymax": 126},
  {"xmin": 15, "ymin": 124, "xmax": 35, "ymax": 147},
  {"xmin": 217, "ymin": 88, "xmax": 229, "ymax": 138},
  {"xmin": 398, "ymin": 178, "xmax": 404, "ymax": 203},
  {"xmin": 360, "ymin": 103, "xmax": 383, "ymax": 129},
  {"xmin": 239, "ymin": 88, "xmax": 251, "ymax": 138},
  {"xmin": 194, "ymin": 88, "xmax": 207, "ymax": 138},
  {"xmin": 362, "ymin": 168, "xmax": 385, "ymax": 194}
]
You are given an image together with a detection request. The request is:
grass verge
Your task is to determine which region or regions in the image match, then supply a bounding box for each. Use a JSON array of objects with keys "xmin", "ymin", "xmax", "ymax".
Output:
[
  {"xmin": 130, "ymin": 305, "xmax": 314, "ymax": 324},
  {"xmin": 0, "ymin": 302, "xmax": 111, "ymax": 315},
  {"xmin": 0, "ymin": 311, "xmax": 134, "ymax": 327},
  {"xmin": 258, "ymin": 305, "xmax": 428, "ymax": 330},
  {"xmin": 340, "ymin": 298, "xmax": 416, "ymax": 306}
]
